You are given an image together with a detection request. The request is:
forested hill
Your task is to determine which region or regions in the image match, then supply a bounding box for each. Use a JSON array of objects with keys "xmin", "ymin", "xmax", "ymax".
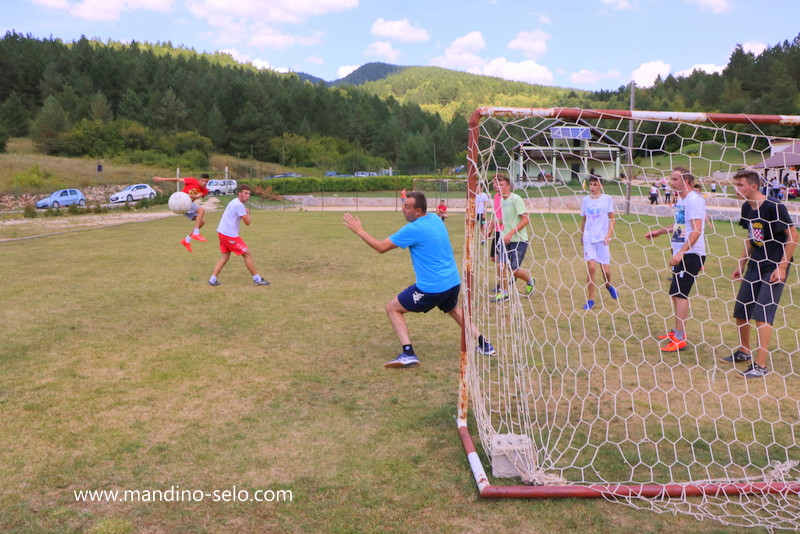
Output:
[{"xmin": 360, "ymin": 66, "xmax": 584, "ymax": 122}]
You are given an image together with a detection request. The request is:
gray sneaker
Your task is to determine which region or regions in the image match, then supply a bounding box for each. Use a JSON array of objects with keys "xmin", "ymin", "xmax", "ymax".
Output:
[
  {"xmin": 208, "ymin": 280, "xmax": 221, "ymax": 286},
  {"xmin": 719, "ymin": 350, "xmax": 752, "ymax": 363},
  {"xmin": 740, "ymin": 363, "xmax": 768, "ymax": 379},
  {"xmin": 254, "ymin": 278, "xmax": 271, "ymax": 286}
]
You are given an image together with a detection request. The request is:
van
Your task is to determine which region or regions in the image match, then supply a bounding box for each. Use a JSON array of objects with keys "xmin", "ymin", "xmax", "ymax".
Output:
[{"xmin": 207, "ymin": 179, "xmax": 237, "ymax": 195}]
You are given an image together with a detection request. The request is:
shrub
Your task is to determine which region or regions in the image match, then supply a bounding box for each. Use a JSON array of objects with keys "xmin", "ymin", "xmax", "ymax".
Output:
[
  {"xmin": 67, "ymin": 203, "xmax": 82, "ymax": 215},
  {"xmin": 23, "ymin": 205, "xmax": 37, "ymax": 218},
  {"xmin": 44, "ymin": 207, "xmax": 62, "ymax": 217}
]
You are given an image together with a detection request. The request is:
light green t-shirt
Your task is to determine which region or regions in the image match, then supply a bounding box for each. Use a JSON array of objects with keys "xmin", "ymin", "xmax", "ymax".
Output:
[{"xmin": 500, "ymin": 192, "xmax": 529, "ymax": 242}]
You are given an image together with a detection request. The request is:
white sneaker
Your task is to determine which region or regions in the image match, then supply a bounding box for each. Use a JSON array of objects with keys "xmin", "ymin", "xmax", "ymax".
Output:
[{"xmin": 384, "ymin": 354, "xmax": 420, "ymax": 368}]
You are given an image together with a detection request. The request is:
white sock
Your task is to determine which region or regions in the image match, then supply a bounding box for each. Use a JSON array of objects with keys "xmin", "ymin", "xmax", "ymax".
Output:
[
  {"xmin": 253, "ymin": 274, "xmax": 262, "ymax": 281},
  {"xmin": 209, "ymin": 275, "xmax": 217, "ymax": 283},
  {"xmin": 185, "ymin": 235, "xmax": 191, "ymax": 243},
  {"xmin": 192, "ymin": 228, "xmax": 200, "ymax": 235}
]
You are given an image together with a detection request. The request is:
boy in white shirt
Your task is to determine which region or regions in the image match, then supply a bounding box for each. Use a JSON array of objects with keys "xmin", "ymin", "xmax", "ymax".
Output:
[
  {"xmin": 580, "ymin": 177, "xmax": 618, "ymax": 310},
  {"xmin": 208, "ymin": 184, "xmax": 270, "ymax": 287}
]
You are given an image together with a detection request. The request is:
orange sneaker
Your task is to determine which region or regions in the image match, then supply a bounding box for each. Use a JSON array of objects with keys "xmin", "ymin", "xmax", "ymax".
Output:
[
  {"xmin": 660, "ymin": 339, "xmax": 687, "ymax": 352},
  {"xmin": 191, "ymin": 233, "xmax": 207, "ymax": 242},
  {"xmin": 657, "ymin": 330, "xmax": 677, "ymax": 341},
  {"xmin": 181, "ymin": 240, "xmax": 192, "ymax": 252}
]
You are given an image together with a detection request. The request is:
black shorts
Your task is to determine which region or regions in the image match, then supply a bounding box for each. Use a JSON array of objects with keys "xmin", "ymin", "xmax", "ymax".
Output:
[
  {"xmin": 489, "ymin": 232, "xmax": 501, "ymax": 260},
  {"xmin": 669, "ymin": 253, "xmax": 705, "ymax": 299},
  {"xmin": 397, "ymin": 283, "xmax": 460, "ymax": 314},
  {"xmin": 733, "ymin": 265, "xmax": 790, "ymax": 325}
]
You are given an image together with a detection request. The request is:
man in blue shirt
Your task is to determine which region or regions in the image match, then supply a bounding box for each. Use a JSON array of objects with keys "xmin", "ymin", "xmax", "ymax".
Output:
[{"xmin": 343, "ymin": 191, "xmax": 495, "ymax": 368}]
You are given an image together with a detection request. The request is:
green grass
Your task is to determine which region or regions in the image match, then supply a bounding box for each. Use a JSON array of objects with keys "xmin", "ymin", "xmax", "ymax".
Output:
[{"xmin": 0, "ymin": 210, "xmax": 770, "ymax": 533}]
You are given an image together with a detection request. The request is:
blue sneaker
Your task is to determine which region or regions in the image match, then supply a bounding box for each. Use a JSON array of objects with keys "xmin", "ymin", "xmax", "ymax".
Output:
[
  {"xmin": 254, "ymin": 278, "xmax": 271, "ymax": 286},
  {"xmin": 582, "ymin": 300, "xmax": 595, "ymax": 310},
  {"xmin": 607, "ymin": 285, "xmax": 618, "ymax": 300},
  {"xmin": 477, "ymin": 339, "xmax": 496, "ymax": 356},
  {"xmin": 384, "ymin": 354, "xmax": 420, "ymax": 368},
  {"xmin": 208, "ymin": 280, "xmax": 221, "ymax": 286}
]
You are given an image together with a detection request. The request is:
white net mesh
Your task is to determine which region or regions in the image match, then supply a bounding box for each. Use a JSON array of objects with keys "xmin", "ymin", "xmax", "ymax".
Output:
[{"xmin": 462, "ymin": 108, "xmax": 800, "ymax": 530}]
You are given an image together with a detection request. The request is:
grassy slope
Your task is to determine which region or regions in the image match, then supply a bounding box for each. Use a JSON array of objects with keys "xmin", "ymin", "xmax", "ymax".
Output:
[{"xmin": 0, "ymin": 210, "xmax": 762, "ymax": 533}]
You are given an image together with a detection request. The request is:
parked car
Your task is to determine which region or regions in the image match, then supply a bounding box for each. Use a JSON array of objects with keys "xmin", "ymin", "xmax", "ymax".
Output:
[
  {"xmin": 36, "ymin": 189, "xmax": 86, "ymax": 209},
  {"xmin": 206, "ymin": 179, "xmax": 237, "ymax": 195},
  {"xmin": 109, "ymin": 184, "xmax": 157, "ymax": 203},
  {"xmin": 354, "ymin": 171, "xmax": 377, "ymax": 177}
]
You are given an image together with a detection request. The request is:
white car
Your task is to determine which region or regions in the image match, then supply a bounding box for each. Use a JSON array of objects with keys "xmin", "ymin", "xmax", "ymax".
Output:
[
  {"xmin": 110, "ymin": 184, "xmax": 157, "ymax": 203},
  {"xmin": 207, "ymin": 179, "xmax": 238, "ymax": 195}
]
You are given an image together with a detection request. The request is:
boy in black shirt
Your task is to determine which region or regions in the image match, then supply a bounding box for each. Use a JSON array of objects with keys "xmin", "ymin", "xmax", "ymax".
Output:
[{"xmin": 724, "ymin": 170, "xmax": 798, "ymax": 378}]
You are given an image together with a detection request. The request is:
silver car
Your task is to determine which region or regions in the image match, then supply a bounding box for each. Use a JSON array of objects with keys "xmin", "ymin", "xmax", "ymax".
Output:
[{"xmin": 110, "ymin": 184, "xmax": 157, "ymax": 203}]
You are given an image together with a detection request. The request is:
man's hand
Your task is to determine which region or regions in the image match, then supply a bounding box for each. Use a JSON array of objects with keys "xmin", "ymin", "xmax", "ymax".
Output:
[
  {"xmin": 770, "ymin": 265, "xmax": 789, "ymax": 283},
  {"xmin": 342, "ymin": 213, "xmax": 363, "ymax": 234}
]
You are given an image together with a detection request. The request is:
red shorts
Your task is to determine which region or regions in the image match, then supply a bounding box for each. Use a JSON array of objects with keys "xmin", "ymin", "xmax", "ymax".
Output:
[{"xmin": 218, "ymin": 233, "xmax": 248, "ymax": 255}]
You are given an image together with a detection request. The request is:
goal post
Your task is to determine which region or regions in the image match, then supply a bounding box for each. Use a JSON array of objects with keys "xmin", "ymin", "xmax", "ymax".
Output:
[{"xmin": 459, "ymin": 107, "xmax": 800, "ymax": 529}]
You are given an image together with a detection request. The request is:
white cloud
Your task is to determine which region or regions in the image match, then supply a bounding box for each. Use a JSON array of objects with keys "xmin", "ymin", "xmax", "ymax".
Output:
[
  {"xmin": 481, "ymin": 57, "xmax": 554, "ymax": 85},
  {"xmin": 675, "ymin": 63, "xmax": 725, "ymax": 77},
  {"xmin": 430, "ymin": 31, "xmax": 487, "ymax": 70},
  {"xmin": 430, "ymin": 31, "xmax": 553, "ymax": 84},
  {"xmin": 337, "ymin": 65, "xmax": 359, "ymax": 78},
  {"xmin": 32, "ymin": 0, "xmax": 171, "ymax": 21},
  {"xmin": 600, "ymin": 0, "xmax": 635, "ymax": 10},
  {"xmin": 371, "ymin": 18, "xmax": 429, "ymax": 42},
  {"xmin": 538, "ymin": 14, "xmax": 553, "ymax": 25},
  {"xmin": 684, "ymin": 0, "xmax": 731, "ymax": 14},
  {"xmin": 507, "ymin": 30, "xmax": 550, "ymax": 59},
  {"xmin": 186, "ymin": 0, "xmax": 358, "ymax": 25},
  {"xmin": 742, "ymin": 41, "xmax": 768, "ymax": 56},
  {"xmin": 307, "ymin": 55, "xmax": 324, "ymax": 65},
  {"xmin": 365, "ymin": 41, "xmax": 401, "ymax": 62},
  {"xmin": 221, "ymin": 48, "xmax": 275, "ymax": 70},
  {"xmin": 631, "ymin": 60, "xmax": 671, "ymax": 87},
  {"xmin": 569, "ymin": 68, "xmax": 621, "ymax": 85}
]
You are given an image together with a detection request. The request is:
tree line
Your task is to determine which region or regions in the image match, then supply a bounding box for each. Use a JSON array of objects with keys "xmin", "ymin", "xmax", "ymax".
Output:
[{"xmin": 0, "ymin": 32, "xmax": 466, "ymax": 174}]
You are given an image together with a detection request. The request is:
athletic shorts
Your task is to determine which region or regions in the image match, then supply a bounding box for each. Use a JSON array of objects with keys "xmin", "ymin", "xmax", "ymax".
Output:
[
  {"xmin": 495, "ymin": 240, "xmax": 529, "ymax": 271},
  {"xmin": 583, "ymin": 240, "xmax": 611, "ymax": 265},
  {"xmin": 669, "ymin": 253, "xmax": 705, "ymax": 299},
  {"xmin": 218, "ymin": 233, "xmax": 248, "ymax": 256},
  {"xmin": 184, "ymin": 202, "xmax": 201, "ymax": 220},
  {"xmin": 397, "ymin": 283, "xmax": 460, "ymax": 314},
  {"xmin": 476, "ymin": 213, "xmax": 485, "ymax": 225},
  {"xmin": 733, "ymin": 265, "xmax": 790, "ymax": 325}
]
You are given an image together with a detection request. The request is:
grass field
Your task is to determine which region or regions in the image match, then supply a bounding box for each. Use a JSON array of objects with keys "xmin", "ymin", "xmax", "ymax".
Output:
[{"xmin": 0, "ymin": 209, "xmax": 766, "ymax": 533}]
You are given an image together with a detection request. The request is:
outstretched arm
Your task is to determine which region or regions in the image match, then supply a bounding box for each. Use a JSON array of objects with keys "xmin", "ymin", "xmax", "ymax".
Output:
[
  {"xmin": 343, "ymin": 213, "xmax": 397, "ymax": 254},
  {"xmin": 153, "ymin": 176, "xmax": 183, "ymax": 183}
]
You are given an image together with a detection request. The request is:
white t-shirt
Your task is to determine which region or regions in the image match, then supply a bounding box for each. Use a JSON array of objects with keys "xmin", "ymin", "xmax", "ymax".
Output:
[
  {"xmin": 671, "ymin": 191, "xmax": 706, "ymax": 255},
  {"xmin": 581, "ymin": 194, "xmax": 614, "ymax": 243},
  {"xmin": 475, "ymin": 192, "xmax": 489, "ymax": 215},
  {"xmin": 217, "ymin": 197, "xmax": 247, "ymax": 237}
]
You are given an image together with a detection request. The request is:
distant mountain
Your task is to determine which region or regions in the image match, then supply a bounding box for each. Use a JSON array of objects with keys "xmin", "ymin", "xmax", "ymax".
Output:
[
  {"xmin": 295, "ymin": 72, "xmax": 326, "ymax": 85},
  {"xmin": 295, "ymin": 62, "xmax": 408, "ymax": 87},
  {"xmin": 331, "ymin": 62, "xmax": 408, "ymax": 86}
]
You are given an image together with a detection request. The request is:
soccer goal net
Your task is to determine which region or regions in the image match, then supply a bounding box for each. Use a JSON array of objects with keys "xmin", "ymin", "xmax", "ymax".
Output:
[{"xmin": 458, "ymin": 107, "xmax": 800, "ymax": 530}]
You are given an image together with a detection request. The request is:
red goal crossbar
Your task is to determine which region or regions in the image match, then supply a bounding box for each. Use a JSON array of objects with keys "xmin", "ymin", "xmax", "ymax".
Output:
[{"xmin": 458, "ymin": 107, "xmax": 800, "ymax": 500}]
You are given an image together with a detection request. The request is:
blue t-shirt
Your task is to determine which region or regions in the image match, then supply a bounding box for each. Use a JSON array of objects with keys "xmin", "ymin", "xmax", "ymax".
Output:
[{"xmin": 390, "ymin": 214, "xmax": 461, "ymax": 293}]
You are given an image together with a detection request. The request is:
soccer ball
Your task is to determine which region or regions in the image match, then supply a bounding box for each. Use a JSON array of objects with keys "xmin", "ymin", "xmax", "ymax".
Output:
[{"xmin": 168, "ymin": 192, "xmax": 193, "ymax": 214}]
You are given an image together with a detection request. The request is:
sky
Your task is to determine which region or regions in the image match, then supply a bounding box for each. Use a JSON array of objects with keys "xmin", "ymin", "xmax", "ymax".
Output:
[{"xmin": 3, "ymin": 0, "xmax": 799, "ymax": 91}]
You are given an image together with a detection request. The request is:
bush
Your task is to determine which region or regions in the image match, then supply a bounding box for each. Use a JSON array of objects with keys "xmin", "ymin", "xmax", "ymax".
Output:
[
  {"xmin": 67, "ymin": 204, "xmax": 82, "ymax": 215},
  {"xmin": 44, "ymin": 207, "xmax": 62, "ymax": 217},
  {"xmin": 23, "ymin": 205, "xmax": 37, "ymax": 218},
  {"xmin": 241, "ymin": 175, "xmax": 414, "ymax": 195}
]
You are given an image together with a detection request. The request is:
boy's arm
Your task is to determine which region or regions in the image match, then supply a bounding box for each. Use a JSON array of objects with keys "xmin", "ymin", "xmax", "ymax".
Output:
[
  {"xmin": 153, "ymin": 176, "xmax": 183, "ymax": 183},
  {"xmin": 771, "ymin": 225, "xmax": 798, "ymax": 283},
  {"xmin": 606, "ymin": 212, "xmax": 616, "ymax": 243}
]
